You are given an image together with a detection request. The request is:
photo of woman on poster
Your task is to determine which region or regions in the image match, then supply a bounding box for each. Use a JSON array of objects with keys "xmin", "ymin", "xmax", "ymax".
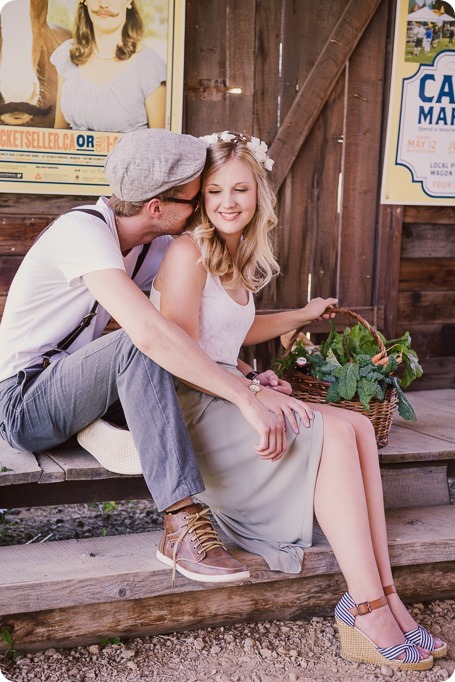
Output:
[{"xmin": 50, "ymin": 0, "xmax": 167, "ymax": 132}]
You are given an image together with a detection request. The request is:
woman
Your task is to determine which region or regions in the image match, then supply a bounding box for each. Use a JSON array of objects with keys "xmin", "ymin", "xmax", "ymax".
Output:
[
  {"xmin": 50, "ymin": 0, "xmax": 166, "ymax": 132},
  {"xmin": 149, "ymin": 131, "xmax": 446, "ymax": 671}
]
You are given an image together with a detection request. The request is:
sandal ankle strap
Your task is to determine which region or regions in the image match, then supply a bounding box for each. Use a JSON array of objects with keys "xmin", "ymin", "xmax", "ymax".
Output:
[
  {"xmin": 348, "ymin": 594, "xmax": 388, "ymax": 617},
  {"xmin": 335, "ymin": 591, "xmax": 388, "ymax": 628},
  {"xmin": 384, "ymin": 584, "xmax": 397, "ymax": 596}
]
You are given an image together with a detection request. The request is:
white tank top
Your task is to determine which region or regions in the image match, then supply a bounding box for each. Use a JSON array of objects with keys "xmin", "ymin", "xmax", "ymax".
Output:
[{"xmin": 150, "ymin": 272, "xmax": 255, "ymax": 366}]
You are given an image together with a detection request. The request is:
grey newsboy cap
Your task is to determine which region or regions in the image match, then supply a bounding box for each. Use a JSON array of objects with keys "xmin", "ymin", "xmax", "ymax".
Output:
[{"xmin": 104, "ymin": 129, "xmax": 207, "ymax": 201}]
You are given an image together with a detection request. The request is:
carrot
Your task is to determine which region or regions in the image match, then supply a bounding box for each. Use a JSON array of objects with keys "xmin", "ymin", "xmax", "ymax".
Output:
[{"xmin": 372, "ymin": 352, "xmax": 388, "ymax": 366}]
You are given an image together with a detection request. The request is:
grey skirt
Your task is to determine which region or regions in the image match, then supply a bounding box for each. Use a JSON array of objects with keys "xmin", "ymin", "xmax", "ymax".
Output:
[{"xmin": 176, "ymin": 370, "xmax": 324, "ymax": 574}]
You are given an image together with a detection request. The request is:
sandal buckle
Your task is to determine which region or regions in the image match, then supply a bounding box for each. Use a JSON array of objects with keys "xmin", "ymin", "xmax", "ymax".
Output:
[{"xmin": 356, "ymin": 601, "xmax": 372, "ymax": 615}]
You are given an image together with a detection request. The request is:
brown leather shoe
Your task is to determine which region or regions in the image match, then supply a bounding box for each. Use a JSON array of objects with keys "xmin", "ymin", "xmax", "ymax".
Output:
[{"xmin": 156, "ymin": 502, "xmax": 250, "ymax": 584}]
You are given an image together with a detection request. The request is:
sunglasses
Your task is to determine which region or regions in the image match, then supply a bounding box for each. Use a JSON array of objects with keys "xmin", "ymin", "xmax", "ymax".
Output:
[{"xmin": 159, "ymin": 192, "xmax": 201, "ymax": 212}]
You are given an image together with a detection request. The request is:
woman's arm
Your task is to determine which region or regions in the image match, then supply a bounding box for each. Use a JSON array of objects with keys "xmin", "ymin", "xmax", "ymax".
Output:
[
  {"xmin": 244, "ymin": 297, "xmax": 338, "ymax": 346},
  {"xmin": 145, "ymin": 84, "xmax": 166, "ymax": 129},
  {"xmin": 53, "ymin": 75, "xmax": 70, "ymax": 129}
]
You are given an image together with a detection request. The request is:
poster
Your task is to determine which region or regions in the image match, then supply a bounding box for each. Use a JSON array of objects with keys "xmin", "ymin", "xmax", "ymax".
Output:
[
  {"xmin": 381, "ymin": 0, "xmax": 455, "ymax": 204},
  {"xmin": 0, "ymin": 0, "xmax": 185, "ymax": 196}
]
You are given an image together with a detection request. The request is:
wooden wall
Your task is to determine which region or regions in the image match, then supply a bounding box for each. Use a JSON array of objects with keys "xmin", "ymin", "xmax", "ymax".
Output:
[{"xmin": 0, "ymin": 0, "xmax": 454, "ymax": 388}]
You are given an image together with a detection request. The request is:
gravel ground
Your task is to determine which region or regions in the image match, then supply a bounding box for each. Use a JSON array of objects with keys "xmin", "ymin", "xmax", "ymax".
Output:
[{"xmin": 1, "ymin": 498, "xmax": 454, "ymax": 682}]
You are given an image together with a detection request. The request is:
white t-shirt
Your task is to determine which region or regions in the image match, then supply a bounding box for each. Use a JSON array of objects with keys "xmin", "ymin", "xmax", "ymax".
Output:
[{"xmin": 0, "ymin": 198, "xmax": 171, "ymax": 382}]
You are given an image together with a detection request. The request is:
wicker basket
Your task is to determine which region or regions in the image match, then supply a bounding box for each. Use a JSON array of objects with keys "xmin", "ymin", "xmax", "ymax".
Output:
[{"xmin": 281, "ymin": 308, "xmax": 399, "ymax": 448}]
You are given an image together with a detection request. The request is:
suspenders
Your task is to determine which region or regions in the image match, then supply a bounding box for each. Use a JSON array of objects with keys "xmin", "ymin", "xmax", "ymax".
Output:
[{"xmin": 40, "ymin": 208, "xmax": 151, "ymax": 368}]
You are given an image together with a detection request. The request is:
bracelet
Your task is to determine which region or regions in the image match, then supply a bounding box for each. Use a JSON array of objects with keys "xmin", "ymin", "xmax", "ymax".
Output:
[{"xmin": 245, "ymin": 371, "xmax": 258, "ymax": 380}]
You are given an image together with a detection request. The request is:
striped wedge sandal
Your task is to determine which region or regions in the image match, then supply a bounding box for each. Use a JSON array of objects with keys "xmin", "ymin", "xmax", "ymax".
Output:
[
  {"xmin": 335, "ymin": 592, "xmax": 434, "ymax": 671},
  {"xmin": 384, "ymin": 584, "xmax": 448, "ymax": 659}
]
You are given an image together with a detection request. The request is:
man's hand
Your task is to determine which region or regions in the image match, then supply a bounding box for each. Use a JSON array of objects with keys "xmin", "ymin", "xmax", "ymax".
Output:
[
  {"xmin": 237, "ymin": 396, "xmax": 287, "ymax": 461},
  {"xmin": 256, "ymin": 370, "xmax": 293, "ymax": 395},
  {"xmin": 239, "ymin": 389, "xmax": 314, "ymax": 462}
]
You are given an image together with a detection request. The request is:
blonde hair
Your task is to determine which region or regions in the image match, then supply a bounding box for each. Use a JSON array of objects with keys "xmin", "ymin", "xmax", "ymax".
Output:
[
  {"xmin": 188, "ymin": 135, "xmax": 279, "ymax": 292},
  {"xmin": 70, "ymin": 1, "xmax": 144, "ymax": 65}
]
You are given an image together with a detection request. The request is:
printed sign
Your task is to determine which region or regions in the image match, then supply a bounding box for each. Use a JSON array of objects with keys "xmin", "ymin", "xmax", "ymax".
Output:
[
  {"xmin": 381, "ymin": 0, "xmax": 455, "ymax": 204},
  {"xmin": 0, "ymin": 0, "xmax": 185, "ymax": 195}
]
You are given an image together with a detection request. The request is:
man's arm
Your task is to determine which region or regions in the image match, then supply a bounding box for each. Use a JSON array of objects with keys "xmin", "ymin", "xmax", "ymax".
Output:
[{"xmin": 83, "ymin": 268, "xmax": 286, "ymax": 458}]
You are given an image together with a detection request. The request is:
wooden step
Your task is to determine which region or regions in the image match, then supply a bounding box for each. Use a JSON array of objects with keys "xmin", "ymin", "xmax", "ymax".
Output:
[
  {"xmin": 379, "ymin": 389, "xmax": 455, "ymax": 508},
  {"xmin": 0, "ymin": 505, "xmax": 454, "ymax": 651},
  {"xmin": 1, "ymin": 389, "xmax": 454, "ymax": 509}
]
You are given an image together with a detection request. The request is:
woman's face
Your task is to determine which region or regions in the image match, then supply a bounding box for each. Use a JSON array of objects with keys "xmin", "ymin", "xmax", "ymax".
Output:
[
  {"xmin": 86, "ymin": 0, "xmax": 130, "ymax": 34},
  {"xmin": 203, "ymin": 157, "xmax": 257, "ymax": 242}
]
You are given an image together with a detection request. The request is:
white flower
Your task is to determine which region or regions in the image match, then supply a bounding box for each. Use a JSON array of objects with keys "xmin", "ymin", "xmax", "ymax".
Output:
[
  {"xmin": 200, "ymin": 131, "xmax": 274, "ymax": 172},
  {"xmin": 220, "ymin": 131, "xmax": 235, "ymax": 143},
  {"xmin": 247, "ymin": 137, "xmax": 269, "ymax": 164},
  {"xmin": 200, "ymin": 133, "xmax": 219, "ymax": 147}
]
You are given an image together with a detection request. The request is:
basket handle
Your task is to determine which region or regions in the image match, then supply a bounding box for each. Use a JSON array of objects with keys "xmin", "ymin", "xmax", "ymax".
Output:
[{"xmin": 282, "ymin": 307, "xmax": 385, "ymax": 359}]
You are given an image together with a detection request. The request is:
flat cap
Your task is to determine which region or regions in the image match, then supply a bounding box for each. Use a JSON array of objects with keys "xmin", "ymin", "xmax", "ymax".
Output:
[{"xmin": 104, "ymin": 129, "xmax": 207, "ymax": 201}]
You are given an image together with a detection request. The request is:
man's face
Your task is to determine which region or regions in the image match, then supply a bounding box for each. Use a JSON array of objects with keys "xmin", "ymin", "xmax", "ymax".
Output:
[{"xmin": 159, "ymin": 177, "xmax": 201, "ymax": 235}]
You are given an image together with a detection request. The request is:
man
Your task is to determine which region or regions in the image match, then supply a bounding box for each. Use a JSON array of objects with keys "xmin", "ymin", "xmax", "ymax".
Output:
[{"xmin": 0, "ymin": 129, "xmax": 287, "ymax": 584}]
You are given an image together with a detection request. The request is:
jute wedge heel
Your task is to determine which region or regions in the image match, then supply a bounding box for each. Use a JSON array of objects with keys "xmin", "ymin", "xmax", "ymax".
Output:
[
  {"xmin": 334, "ymin": 592, "xmax": 433, "ymax": 671},
  {"xmin": 384, "ymin": 584, "xmax": 448, "ymax": 659}
]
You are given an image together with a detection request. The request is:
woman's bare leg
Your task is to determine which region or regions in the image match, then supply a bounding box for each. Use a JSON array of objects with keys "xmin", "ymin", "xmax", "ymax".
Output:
[
  {"xmin": 314, "ymin": 404, "xmax": 442, "ymax": 648},
  {"xmin": 314, "ymin": 413, "xmax": 423, "ymax": 655}
]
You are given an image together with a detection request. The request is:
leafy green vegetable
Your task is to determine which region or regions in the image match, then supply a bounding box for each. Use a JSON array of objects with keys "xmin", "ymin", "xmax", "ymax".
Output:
[{"xmin": 275, "ymin": 321, "xmax": 422, "ymax": 421}]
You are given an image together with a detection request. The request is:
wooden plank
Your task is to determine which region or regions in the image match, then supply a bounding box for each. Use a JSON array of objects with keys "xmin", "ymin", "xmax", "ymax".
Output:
[
  {"xmin": 381, "ymin": 464, "xmax": 450, "ymax": 508},
  {"xmin": 404, "ymin": 205, "xmax": 455, "ymax": 225},
  {"xmin": 273, "ymin": 76, "xmax": 345, "ymax": 309},
  {"xmin": 0, "ymin": 194, "xmax": 88, "ymax": 216},
  {"xmin": 376, "ymin": 205, "xmax": 404, "ymax": 339},
  {"xmin": 253, "ymin": 0, "xmax": 282, "ymax": 144},
  {"xmin": 0, "ymin": 530, "xmax": 329, "ymax": 616},
  {"xmin": 279, "ymin": 0, "xmax": 345, "ymax": 122},
  {"xmin": 399, "ymin": 258, "xmax": 455, "ymax": 291},
  {"xmin": 2, "ymin": 561, "xmax": 454, "ymax": 652},
  {"xmin": 403, "ymin": 388, "xmax": 455, "ymax": 415},
  {"xmin": 392, "ymin": 398, "xmax": 455, "ymax": 442},
  {"xmin": 401, "ymin": 323, "xmax": 455, "ymax": 358},
  {"xmin": 35, "ymin": 454, "xmax": 65, "ymax": 484},
  {"xmin": 0, "ymin": 440, "xmax": 41, "ymax": 487},
  {"xmin": 0, "ymin": 218, "xmax": 48, "ymax": 255},
  {"xmin": 1, "ymin": 505, "xmax": 453, "ymax": 617},
  {"xmin": 337, "ymin": 0, "xmax": 388, "ymax": 308},
  {"xmin": 380, "ymin": 424, "xmax": 455, "ymax": 464},
  {"xmin": 0, "ymin": 506, "xmax": 453, "ymax": 651},
  {"xmin": 401, "ymin": 223, "xmax": 455, "ymax": 258},
  {"xmin": 398, "ymin": 291, "xmax": 455, "ymax": 325},
  {"xmin": 269, "ymin": 0, "xmax": 383, "ymax": 193},
  {"xmin": 0, "ymin": 476, "xmax": 152, "ymax": 509},
  {"xmin": 0, "ymin": 256, "xmax": 22, "ymax": 289},
  {"xmin": 408, "ymin": 357, "xmax": 455, "ymax": 391},
  {"xmin": 184, "ymin": 0, "xmax": 256, "ymax": 136}
]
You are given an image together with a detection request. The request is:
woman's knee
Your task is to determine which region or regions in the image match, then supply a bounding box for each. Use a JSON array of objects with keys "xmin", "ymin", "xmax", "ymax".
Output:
[
  {"xmin": 346, "ymin": 410, "xmax": 375, "ymax": 440},
  {"xmin": 322, "ymin": 412, "xmax": 357, "ymax": 444}
]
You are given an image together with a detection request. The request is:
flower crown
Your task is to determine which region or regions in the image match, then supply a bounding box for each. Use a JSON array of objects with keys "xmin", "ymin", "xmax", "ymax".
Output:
[{"xmin": 200, "ymin": 131, "xmax": 274, "ymax": 172}]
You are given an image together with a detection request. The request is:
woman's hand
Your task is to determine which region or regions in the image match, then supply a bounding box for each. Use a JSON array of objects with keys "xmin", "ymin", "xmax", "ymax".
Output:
[
  {"xmin": 299, "ymin": 297, "xmax": 338, "ymax": 324},
  {"xmin": 256, "ymin": 370, "xmax": 292, "ymax": 395}
]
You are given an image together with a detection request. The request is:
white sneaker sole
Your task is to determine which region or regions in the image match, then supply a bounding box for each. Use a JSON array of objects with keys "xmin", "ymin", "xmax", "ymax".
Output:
[
  {"xmin": 156, "ymin": 550, "xmax": 250, "ymax": 583},
  {"xmin": 77, "ymin": 418, "xmax": 142, "ymax": 476}
]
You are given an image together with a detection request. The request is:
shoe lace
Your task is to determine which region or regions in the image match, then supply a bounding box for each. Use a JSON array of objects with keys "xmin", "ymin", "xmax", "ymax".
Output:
[{"xmin": 171, "ymin": 507, "xmax": 225, "ymax": 585}]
